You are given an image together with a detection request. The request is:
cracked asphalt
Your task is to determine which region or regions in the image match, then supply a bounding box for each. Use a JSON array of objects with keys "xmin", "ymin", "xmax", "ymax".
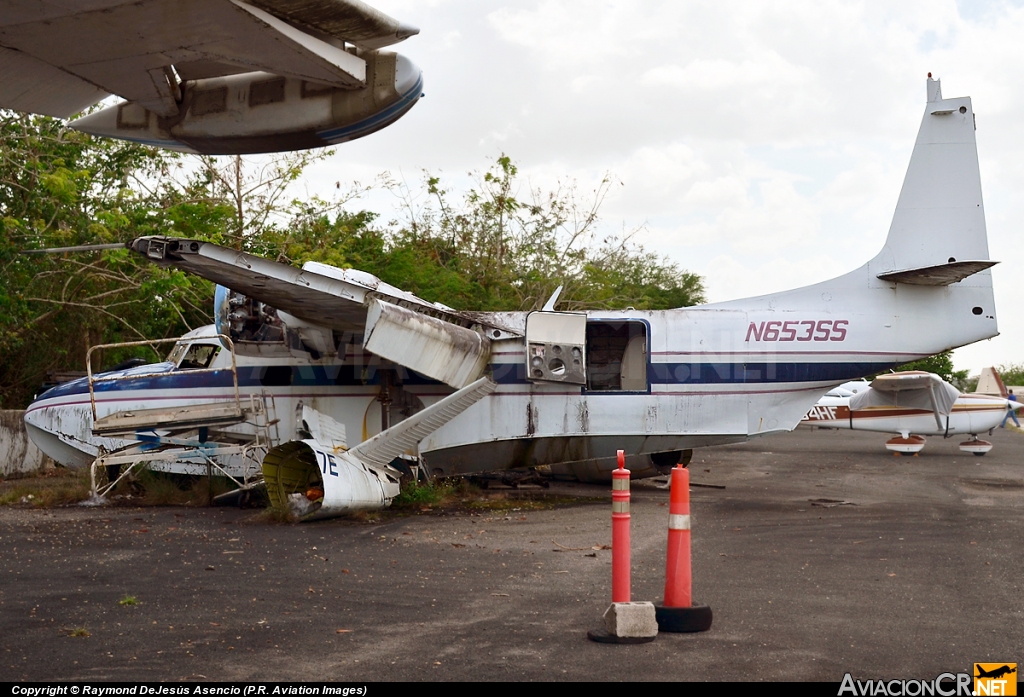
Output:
[{"xmin": 1, "ymin": 427, "xmax": 1022, "ymax": 681}]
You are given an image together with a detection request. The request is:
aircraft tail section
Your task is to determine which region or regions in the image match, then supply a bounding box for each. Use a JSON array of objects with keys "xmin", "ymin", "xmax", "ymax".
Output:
[
  {"xmin": 869, "ymin": 76, "xmax": 995, "ymax": 284},
  {"xmin": 708, "ymin": 76, "xmax": 999, "ymax": 364}
]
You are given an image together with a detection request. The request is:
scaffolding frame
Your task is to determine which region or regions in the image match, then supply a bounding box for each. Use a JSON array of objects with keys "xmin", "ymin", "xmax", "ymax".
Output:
[{"xmin": 82, "ymin": 335, "xmax": 279, "ymax": 503}]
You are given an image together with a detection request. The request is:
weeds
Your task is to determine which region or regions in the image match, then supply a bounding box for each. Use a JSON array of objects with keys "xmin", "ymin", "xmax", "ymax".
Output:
[
  {"xmin": 0, "ymin": 467, "xmax": 90, "ymax": 507},
  {"xmin": 67, "ymin": 627, "xmax": 90, "ymax": 638},
  {"xmin": 118, "ymin": 595, "xmax": 138, "ymax": 606},
  {"xmin": 392, "ymin": 478, "xmax": 480, "ymax": 509}
]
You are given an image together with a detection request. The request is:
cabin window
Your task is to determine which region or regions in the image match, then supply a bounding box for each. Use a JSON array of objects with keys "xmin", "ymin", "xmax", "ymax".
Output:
[
  {"xmin": 176, "ymin": 343, "xmax": 221, "ymax": 370},
  {"xmin": 585, "ymin": 321, "xmax": 648, "ymax": 391},
  {"xmin": 249, "ymin": 77, "xmax": 286, "ymax": 107},
  {"xmin": 191, "ymin": 86, "xmax": 228, "ymax": 116}
]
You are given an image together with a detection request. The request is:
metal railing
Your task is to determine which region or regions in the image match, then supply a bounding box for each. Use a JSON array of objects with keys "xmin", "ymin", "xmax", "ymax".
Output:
[{"xmin": 85, "ymin": 334, "xmax": 240, "ymax": 422}]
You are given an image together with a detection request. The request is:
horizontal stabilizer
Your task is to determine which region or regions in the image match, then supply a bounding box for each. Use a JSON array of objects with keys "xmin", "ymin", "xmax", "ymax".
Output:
[
  {"xmin": 350, "ymin": 376, "xmax": 497, "ymax": 472},
  {"xmin": 300, "ymin": 406, "xmax": 347, "ymax": 451},
  {"xmin": 876, "ymin": 260, "xmax": 997, "ymax": 286}
]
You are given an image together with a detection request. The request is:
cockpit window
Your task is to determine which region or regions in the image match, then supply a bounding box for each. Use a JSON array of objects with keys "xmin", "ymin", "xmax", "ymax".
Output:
[
  {"xmin": 176, "ymin": 343, "xmax": 221, "ymax": 370},
  {"xmin": 167, "ymin": 342, "xmax": 188, "ymax": 365}
]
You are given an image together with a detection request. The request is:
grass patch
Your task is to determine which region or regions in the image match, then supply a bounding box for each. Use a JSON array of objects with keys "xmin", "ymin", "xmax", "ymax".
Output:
[
  {"xmin": 0, "ymin": 467, "xmax": 91, "ymax": 507},
  {"xmin": 389, "ymin": 476, "xmax": 602, "ymax": 515},
  {"xmin": 117, "ymin": 595, "xmax": 138, "ymax": 606},
  {"xmin": 391, "ymin": 474, "xmax": 475, "ymax": 507},
  {"xmin": 67, "ymin": 627, "xmax": 90, "ymax": 638}
]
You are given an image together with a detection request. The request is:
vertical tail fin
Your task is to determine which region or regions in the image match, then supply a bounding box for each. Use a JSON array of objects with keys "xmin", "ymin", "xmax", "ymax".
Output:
[{"xmin": 871, "ymin": 76, "xmax": 994, "ymax": 282}]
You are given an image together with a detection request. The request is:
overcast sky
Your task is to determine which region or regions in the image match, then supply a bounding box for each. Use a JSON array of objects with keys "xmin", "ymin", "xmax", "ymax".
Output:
[{"xmin": 297, "ymin": 0, "xmax": 1024, "ymax": 375}]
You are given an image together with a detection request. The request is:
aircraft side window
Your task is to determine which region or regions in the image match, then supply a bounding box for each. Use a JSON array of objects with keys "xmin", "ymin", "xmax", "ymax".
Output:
[
  {"xmin": 586, "ymin": 321, "xmax": 648, "ymax": 391},
  {"xmin": 177, "ymin": 344, "xmax": 221, "ymax": 370}
]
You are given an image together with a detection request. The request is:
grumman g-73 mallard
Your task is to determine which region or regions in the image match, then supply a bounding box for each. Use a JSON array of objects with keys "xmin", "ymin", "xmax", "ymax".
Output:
[{"xmin": 25, "ymin": 77, "xmax": 1002, "ymax": 518}]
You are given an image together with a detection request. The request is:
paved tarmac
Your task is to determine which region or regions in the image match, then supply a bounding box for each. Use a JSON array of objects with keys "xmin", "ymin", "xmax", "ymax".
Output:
[{"xmin": 1, "ymin": 427, "xmax": 1022, "ymax": 682}]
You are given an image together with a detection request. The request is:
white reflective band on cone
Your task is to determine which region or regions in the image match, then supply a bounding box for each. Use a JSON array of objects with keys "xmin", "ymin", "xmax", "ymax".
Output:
[
  {"xmin": 668, "ymin": 514, "xmax": 691, "ymax": 530},
  {"xmin": 612, "ymin": 479, "xmax": 629, "ymax": 490},
  {"xmin": 612, "ymin": 501, "xmax": 630, "ymax": 514}
]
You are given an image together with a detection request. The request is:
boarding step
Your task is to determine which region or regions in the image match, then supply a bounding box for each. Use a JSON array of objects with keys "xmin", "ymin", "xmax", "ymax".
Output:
[{"xmin": 92, "ymin": 402, "xmax": 247, "ymax": 436}]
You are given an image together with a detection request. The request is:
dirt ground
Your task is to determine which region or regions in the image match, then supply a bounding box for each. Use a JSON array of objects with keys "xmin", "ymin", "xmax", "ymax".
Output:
[{"xmin": 1, "ymin": 426, "xmax": 1022, "ymax": 682}]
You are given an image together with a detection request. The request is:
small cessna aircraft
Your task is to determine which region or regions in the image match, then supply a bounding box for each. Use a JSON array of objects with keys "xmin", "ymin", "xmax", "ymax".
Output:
[
  {"xmin": 801, "ymin": 372, "xmax": 1021, "ymax": 455},
  {"xmin": 0, "ymin": 0, "xmax": 422, "ymax": 154},
  {"xmin": 25, "ymin": 77, "xmax": 1004, "ymax": 518}
]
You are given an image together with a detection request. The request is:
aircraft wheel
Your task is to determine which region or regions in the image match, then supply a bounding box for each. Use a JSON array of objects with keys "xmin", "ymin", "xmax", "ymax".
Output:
[{"xmin": 973, "ymin": 452, "xmax": 986, "ymax": 457}]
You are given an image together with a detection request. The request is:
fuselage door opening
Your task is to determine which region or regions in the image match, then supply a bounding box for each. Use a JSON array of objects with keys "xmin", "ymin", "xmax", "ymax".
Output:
[
  {"xmin": 525, "ymin": 311, "xmax": 587, "ymax": 385},
  {"xmin": 585, "ymin": 320, "xmax": 648, "ymax": 392}
]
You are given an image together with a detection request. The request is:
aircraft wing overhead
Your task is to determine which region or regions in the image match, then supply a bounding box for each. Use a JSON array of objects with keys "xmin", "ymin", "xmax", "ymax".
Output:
[
  {"xmin": 131, "ymin": 236, "xmax": 513, "ymax": 334},
  {"xmin": 850, "ymin": 371, "xmax": 961, "ymax": 429},
  {"xmin": 0, "ymin": 0, "xmax": 418, "ymax": 118}
]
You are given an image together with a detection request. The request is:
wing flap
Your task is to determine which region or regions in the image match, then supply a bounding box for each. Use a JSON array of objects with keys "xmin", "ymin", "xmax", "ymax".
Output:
[
  {"xmin": 248, "ymin": 0, "xmax": 420, "ymax": 49},
  {"xmin": 364, "ymin": 299, "xmax": 492, "ymax": 389}
]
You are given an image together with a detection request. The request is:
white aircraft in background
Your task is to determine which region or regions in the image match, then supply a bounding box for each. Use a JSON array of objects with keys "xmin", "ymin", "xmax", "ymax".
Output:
[
  {"xmin": 0, "ymin": 0, "xmax": 422, "ymax": 154},
  {"xmin": 801, "ymin": 371, "xmax": 1021, "ymax": 455},
  {"xmin": 25, "ymin": 77, "xmax": 1004, "ymax": 518}
]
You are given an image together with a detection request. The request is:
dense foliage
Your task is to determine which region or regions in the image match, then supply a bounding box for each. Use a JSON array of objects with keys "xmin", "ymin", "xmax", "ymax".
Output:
[{"xmin": 0, "ymin": 117, "xmax": 704, "ymax": 408}]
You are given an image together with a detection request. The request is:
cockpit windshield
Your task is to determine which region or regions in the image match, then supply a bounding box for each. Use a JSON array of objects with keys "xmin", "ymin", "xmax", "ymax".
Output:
[
  {"xmin": 172, "ymin": 343, "xmax": 221, "ymax": 370},
  {"xmin": 167, "ymin": 342, "xmax": 188, "ymax": 365}
]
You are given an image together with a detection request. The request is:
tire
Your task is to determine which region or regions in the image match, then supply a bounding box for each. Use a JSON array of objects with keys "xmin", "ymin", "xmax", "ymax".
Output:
[{"xmin": 655, "ymin": 603, "xmax": 713, "ymax": 633}]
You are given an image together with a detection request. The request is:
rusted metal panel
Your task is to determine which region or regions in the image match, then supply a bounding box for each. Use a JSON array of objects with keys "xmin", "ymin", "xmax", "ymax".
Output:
[{"xmin": 363, "ymin": 300, "xmax": 491, "ymax": 390}]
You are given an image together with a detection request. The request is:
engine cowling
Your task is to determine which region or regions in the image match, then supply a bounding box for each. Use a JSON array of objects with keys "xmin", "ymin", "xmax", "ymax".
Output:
[{"xmin": 70, "ymin": 50, "xmax": 422, "ymax": 154}]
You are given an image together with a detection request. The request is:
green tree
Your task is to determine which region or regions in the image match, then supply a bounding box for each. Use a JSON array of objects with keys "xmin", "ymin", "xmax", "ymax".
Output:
[
  {"xmin": 0, "ymin": 113, "xmax": 224, "ymax": 408},
  {"xmin": 883, "ymin": 350, "xmax": 969, "ymax": 388},
  {"xmin": 2, "ymin": 121, "xmax": 706, "ymax": 408},
  {"xmin": 995, "ymin": 363, "xmax": 1024, "ymax": 387},
  {"xmin": 250, "ymin": 156, "xmax": 705, "ymax": 312}
]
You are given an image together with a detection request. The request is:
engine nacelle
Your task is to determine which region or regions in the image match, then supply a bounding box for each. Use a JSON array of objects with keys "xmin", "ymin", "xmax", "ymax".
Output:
[
  {"xmin": 70, "ymin": 50, "xmax": 422, "ymax": 155},
  {"xmin": 262, "ymin": 439, "xmax": 401, "ymax": 520}
]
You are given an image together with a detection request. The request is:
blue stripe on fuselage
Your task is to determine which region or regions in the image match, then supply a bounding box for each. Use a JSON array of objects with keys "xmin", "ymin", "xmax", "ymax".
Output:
[
  {"xmin": 38, "ymin": 360, "xmax": 901, "ymax": 400},
  {"xmin": 315, "ymin": 73, "xmax": 423, "ymax": 143}
]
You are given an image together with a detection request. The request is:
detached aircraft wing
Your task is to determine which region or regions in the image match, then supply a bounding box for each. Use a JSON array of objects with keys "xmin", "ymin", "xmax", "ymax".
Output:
[
  {"xmin": 849, "ymin": 371, "xmax": 962, "ymax": 430},
  {"xmin": 0, "ymin": 0, "xmax": 416, "ymax": 118},
  {"xmin": 132, "ymin": 236, "xmax": 520, "ymax": 388}
]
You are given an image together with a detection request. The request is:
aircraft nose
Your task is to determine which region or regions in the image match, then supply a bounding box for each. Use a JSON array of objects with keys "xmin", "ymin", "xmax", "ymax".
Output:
[{"xmin": 395, "ymin": 54, "xmax": 423, "ymax": 98}]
